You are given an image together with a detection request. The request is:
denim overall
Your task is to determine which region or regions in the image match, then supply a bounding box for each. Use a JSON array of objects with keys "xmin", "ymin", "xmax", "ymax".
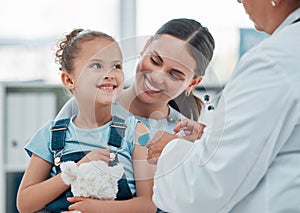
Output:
[{"xmin": 45, "ymin": 116, "xmax": 133, "ymax": 212}]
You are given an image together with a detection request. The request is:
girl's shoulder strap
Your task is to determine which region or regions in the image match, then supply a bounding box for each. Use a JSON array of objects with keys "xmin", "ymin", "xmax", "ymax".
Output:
[
  {"xmin": 108, "ymin": 115, "xmax": 127, "ymax": 148},
  {"xmin": 50, "ymin": 118, "xmax": 71, "ymax": 165}
]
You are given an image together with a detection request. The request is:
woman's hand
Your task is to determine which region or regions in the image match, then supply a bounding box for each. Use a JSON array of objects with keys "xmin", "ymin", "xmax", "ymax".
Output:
[
  {"xmin": 146, "ymin": 131, "xmax": 178, "ymax": 164},
  {"xmin": 146, "ymin": 120, "xmax": 205, "ymax": 164}
]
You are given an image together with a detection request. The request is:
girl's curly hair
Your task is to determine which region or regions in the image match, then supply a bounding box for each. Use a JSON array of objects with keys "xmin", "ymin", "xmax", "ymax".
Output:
[{"xmin": 55, "ymin": 29, "xmax": 115, "ymax": 73}]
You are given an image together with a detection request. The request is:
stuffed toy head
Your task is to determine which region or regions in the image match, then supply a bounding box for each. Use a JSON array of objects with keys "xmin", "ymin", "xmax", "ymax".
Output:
[{"xmin": 60, "ymin": 160, "xmax": 124, "ymax": 200}]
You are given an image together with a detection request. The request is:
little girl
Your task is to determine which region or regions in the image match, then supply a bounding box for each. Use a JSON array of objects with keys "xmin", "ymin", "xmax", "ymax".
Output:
[{"xmin": 17, "ymin": 29, "xmax": 156, "ymax": 213}]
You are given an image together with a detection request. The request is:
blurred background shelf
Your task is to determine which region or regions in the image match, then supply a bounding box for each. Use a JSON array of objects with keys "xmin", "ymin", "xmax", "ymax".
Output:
[{"xmin": 0, "ymin": 82, "xmax": 69, "ymax": 213}]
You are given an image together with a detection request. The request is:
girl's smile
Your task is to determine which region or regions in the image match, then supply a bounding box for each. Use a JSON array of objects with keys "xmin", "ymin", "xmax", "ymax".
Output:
[{"xmin": 96, "ymin": 82, "xmax": 118, "ymax": 92}]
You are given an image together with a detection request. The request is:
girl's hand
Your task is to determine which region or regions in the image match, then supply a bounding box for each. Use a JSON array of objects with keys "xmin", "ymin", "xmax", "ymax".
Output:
[
  {"xmin": 62, "ymin": 197, "xmax": 111, "ymax": 213},
  {"xmin": 79, "ymin": 149, "xmax": 110, "ymax": 164}
]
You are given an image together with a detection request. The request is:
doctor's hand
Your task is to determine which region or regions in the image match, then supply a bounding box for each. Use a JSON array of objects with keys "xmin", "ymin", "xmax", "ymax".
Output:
[
  {"xmin": 146, "ymin": 131, "xmax": 178, "ymax": 164},
  {"xmin": 174, "ymin": 119, "xmax": 206, "ymax": 142}
]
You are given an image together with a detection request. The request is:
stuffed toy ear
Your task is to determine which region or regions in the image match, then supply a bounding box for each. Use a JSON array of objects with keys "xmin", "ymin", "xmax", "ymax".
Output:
[
  {"xmin": 60, "ymin": 161, "xmax": 78, "ymax": 185},
  {"xmin": 92, "ymin": 161, "xmax": 124, "ymax": 180},
  {"xmin": 109, "ymin": 163, "xmax": 124, "ymax": 180}
]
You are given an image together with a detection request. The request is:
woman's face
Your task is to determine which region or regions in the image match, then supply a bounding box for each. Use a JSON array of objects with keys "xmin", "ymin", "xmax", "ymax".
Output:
[
  {"xmin": 135, "ymin": 35, "xmax": 197, "ymax": 105},
  {"xmin": 70, "ymin": 38, "xmax": 124, "ymax": 107},
  {"xmin": 238, "ymin": 0, "xmax": 270, "ymax": 33}
]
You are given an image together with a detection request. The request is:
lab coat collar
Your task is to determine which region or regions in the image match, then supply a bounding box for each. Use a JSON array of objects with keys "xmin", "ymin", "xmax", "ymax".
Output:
[{"xmin": 273, "ymin": 7, "xmax": 300, "ymax": 35}]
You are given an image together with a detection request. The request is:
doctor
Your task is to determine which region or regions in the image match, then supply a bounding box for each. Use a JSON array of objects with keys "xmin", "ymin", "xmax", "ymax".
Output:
[{"xmin": 152, "ymin": 0, "xmax": 300, "ymax": 212}]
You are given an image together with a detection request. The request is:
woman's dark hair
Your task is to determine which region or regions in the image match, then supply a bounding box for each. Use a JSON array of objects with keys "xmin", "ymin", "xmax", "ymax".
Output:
[
  {"xmin": 154, "ymin": 18, "xmax": 215, "ymax": 120},
  {"xmin": 55, "ymin": 29, "xmax": 116, "ymax": 73}
]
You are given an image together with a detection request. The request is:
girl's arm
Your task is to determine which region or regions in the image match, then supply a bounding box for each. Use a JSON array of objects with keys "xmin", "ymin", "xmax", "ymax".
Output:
[
  {"xmin": 17, "ymin": 149, "xmax": 110, "ymax": 213},
  {"xmin": 17, "ymin": 154, "xmax": 69, "ymax": 213},
  {"xmin": 66, "ymin": 122, "xmax": 157, "ymax": 213},
  {"xmin": 130, "ymin": 121, "xmax": 157, "ymax": 211}
]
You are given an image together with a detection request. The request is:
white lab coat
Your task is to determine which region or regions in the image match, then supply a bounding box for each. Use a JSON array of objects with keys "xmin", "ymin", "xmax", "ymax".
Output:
[{"xmin": 153, "ymin": 8, "xmax": 300, "ymax": 213}]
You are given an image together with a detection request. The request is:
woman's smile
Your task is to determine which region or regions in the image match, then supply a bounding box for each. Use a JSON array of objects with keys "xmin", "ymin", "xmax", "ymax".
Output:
[{"xmin": 143, "ymin": 75, "xmax": 161, "ymax": 94}]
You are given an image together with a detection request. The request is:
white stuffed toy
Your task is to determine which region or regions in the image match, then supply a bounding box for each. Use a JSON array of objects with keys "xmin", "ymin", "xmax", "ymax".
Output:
[{"xmin": 60, "ymin": 160, "xmax": 124, "ymax": 200}]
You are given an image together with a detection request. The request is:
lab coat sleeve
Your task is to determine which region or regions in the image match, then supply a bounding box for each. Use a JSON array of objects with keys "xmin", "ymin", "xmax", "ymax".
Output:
[{"xmin": 153, "ymin": 47, "xmax": 297, "ymax": 213}]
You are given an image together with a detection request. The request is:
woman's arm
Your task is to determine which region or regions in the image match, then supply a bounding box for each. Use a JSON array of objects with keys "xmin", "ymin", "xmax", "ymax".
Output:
[{"xmin": 17, "ymin": 154, "xmax": 69, "ymax": 213}]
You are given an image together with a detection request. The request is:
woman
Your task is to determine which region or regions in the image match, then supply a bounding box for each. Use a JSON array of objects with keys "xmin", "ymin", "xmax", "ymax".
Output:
[
  {"xmin": 57, "ymin": 19, "xmax": 215, "ymax": 212},
  {"xmin": 152, "ymin": 0, "xmax": 300, "ymax": 212},
  {"xmin": 56, "ymin": 18, "xmax": 215, "ymax": 135}
]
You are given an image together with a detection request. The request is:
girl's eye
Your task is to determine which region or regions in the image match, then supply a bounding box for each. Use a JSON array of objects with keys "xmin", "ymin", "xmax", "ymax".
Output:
[
  {"xmin": 91, "ymin": 63, "xmax": 102, "ymax": 69},
  {"xmin": 112, "ymin": 63, "xmax": 122, "ymax": 70},
  {"xmin": 150, "ymin": 56, "xmax": 160, "ymax": 65}
]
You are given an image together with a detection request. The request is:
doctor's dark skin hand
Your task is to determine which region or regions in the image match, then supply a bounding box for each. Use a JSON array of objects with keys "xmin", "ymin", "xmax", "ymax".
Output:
[{"xmin": 146, "ymin": 120, "xmax": 205, "ymax": 164}]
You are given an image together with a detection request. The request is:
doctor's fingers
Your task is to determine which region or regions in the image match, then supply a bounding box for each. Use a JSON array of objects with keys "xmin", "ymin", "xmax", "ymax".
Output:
[
  {"xmin": 173, "ymin": 119, "xmax": 200, "ymax": 133},
  {"xmin": 175, "ymin": 120, "xmax": 205, "ymax": 139},
  {"xmin": 184, "ymin": 123, "xmax": 206, "ymax": 139}
]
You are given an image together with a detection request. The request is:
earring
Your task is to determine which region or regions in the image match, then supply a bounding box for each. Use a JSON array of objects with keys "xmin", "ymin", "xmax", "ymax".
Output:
[
  {"xmin": 271, "ymin": 0, "xmax": 276, "ymax": 6},
  {"xmin": 185, "ymin": 90, "xmax": 191, "ymax": 96},
  {"xmin": 138, "ymin": 52, "xmax": 143, "ymax": 59},
  {"xmin": 185, "ymin": 85, "xmax": 194, "ymax": 96}
]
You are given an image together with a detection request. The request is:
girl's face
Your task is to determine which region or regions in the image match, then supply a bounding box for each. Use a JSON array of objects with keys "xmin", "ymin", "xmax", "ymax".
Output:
[
  {"xmin": 135, "ymin": 35, "xmax": 197, "ymax": 105},
  {"xmin": 64, "ymin": 38, "xmax": 124, "ymax": 107}
]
